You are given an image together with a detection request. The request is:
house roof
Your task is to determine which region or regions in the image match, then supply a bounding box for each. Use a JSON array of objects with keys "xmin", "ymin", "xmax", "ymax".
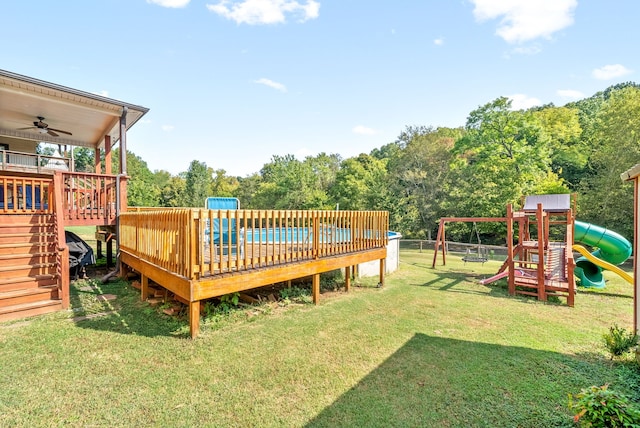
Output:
[{"xmin": 0, "ymin": 69, "xmax": 149, "ymax": 150}]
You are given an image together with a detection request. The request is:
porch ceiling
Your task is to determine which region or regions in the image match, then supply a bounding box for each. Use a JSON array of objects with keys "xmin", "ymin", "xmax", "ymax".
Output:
[{"xmin": 0, "ymin": 69, "xmax": 149, "ymax": 150}]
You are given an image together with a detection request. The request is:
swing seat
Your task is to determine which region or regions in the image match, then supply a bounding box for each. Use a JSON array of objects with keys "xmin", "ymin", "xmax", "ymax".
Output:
[{"xmin": 462, "ymin": 247, "xmax": 488, "ymax": 264}]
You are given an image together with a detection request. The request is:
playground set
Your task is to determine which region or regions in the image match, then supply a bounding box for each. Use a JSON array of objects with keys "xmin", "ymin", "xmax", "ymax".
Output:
[{"xmin": 432, "ymin": 194, "xmax": 633, "ymax": 306}]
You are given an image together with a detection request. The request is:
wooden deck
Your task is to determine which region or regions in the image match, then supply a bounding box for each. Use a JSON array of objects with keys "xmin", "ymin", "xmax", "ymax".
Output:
[
  {"xmin": 0, "ymin": 171, "xmax": 124, "ymax": 226},
  {"xmin": 119, "ymin": 208, "xmax": 389, "ymax": 338}
]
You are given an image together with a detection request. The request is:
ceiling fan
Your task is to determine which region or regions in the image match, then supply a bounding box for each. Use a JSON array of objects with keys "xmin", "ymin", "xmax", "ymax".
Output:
[{"xmin": 19, "ymin": 116, "xmax": 72, "ymax": 137}]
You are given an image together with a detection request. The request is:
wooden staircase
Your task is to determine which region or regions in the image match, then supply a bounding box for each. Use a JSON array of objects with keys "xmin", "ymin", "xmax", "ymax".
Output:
[{"xmin": 0, "ymin": 213, "xmax": 63, "ymax": 322}]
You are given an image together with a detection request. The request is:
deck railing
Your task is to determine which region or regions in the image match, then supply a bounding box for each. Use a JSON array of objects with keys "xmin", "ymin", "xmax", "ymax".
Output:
[
  {"xmin": 60, "ymin": 172, "xmax": 122, "ymax": 225},
  {"xmin": 0, "ymin": 171, "xmax": 123, "ymax": 225},
  {"xmin": 0, "ymin": 175, "xmax": 54, "ymax": 214},
  {"xmin": 0, "ymin": 149, "xmax": 71, "ymax": 173},
  {"xmin": 120, "ymin": 209, "xmax": 389, "ymax": 280}
]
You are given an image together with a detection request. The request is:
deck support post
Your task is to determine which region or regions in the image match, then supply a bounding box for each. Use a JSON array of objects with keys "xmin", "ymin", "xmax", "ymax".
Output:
[
  {"xmin": 312, "ymin": 273, "xmax": 320, "ymax": 304},
  {"xmin": 106, "ymin": 238, "xmax": 114, "ymax": 268},
  {"xmin": 379, "ymin": 258, "xmax": 385, "ymax": 287},
  {"xmin": 344, "ymin": 266, "xmax": 351, "ymax": 291},
  {"xmin": 141, "ymin": 275, "xmax": 148, "ymax": 301},
  {"xmin": 189, "ymin": 301, "xmax": 200, "ymax": 339}
]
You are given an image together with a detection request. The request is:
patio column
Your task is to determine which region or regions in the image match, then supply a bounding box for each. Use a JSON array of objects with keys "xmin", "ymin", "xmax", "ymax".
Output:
[
  {"xmin": 119, "ymin": 107, "xmax": 127, "ymax": 175},
  {"xmin": 104, "ymin": 136, "xmax": 112, "ymax": 175},
  {"xmin": 118, "ymin": 107, "xmax": 127, "ymax": 211},
  {"xmin": 94, "ymin": 146, "xmax": 101, "ymax": 174}
]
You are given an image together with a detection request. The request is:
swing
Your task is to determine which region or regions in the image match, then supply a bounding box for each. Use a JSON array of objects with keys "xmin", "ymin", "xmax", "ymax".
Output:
[{"xmin": 462, "ymin": 222, "xmax": 488, "ymax": 264}]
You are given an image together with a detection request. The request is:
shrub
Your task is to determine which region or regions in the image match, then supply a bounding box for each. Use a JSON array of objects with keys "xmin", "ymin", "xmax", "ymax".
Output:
[
  {"xmin": 603, "ymin": 325, "xmax": 638, "ymax": 359},
  {"xmin": 568, "ymin": 384, "xmax": 640, "ymax": 427},
  {"xmin": 279, "ymin": 286, "xmax": 312, "ymax": 304}
]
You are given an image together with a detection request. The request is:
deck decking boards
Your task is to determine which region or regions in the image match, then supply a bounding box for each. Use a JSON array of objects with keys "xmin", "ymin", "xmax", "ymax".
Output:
[{"xmin": 120, "ymin": 208, "xmax": 389, "ymax": 338}]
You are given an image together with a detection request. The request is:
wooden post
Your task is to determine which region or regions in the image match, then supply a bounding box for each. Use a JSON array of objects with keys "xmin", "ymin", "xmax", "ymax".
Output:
[
  {"xmin": 507, "ymin": 204, "xmax": 515, "ymax": 296},
  {"xmin": 107, "ymin": 236, "xmax": 114, "ymax": 268},
  {"xmin": 432, "ymin": 219, "xmax": 446, "ymax": 267},
  {"xmin": 566, "ymin": 207, "xmax": 575, "ymax": 307},
  {"xmin": 141, "ymin": 275, "xmax": 148, "ymax": 301},
  {"xmin": 119, "ymin": 260, "xmax": 129, "ymax": 279},
  {"xmin": 104, "ymin": 135, "xmax": 112, "ymax": 175},
  {"xmin": 379, "ymin": 258, "xmax": 385, "ymax": 287},
  {"xmin": 119, "ymin": 108, "xmax": 127, "ymax": 176},
  {"xmin": 119, "ymin": 175, "xmax": 128, "ymax": 213},
  {"xmin": 345, "ymin": 266, "xmax": 351, "ymax": 291},
  {"xmin": 189, "ymin": 300, "xmax": 200, "ymax": 339},
  {"xmin": 94, "ymin": 146, "xmax": 101, "ymax": 174},
  {"xmin": 536, "ymin": 203, "xmax": 546, "ymax": 302},
  {"xmin": 312, "ymin": 273, "xmax": 320, "ymax": 304},
  {"xmin": 312, "ymin": 214, "xmax": 320, "ymax": 259},
  {"xmin": 53, "ymin": 172, "xmax": 70, "ymax": 308}
]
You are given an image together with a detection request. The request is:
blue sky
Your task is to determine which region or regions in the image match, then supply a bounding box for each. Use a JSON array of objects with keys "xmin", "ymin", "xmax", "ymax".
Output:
[{"xmin": 2, "ymin": 1, "xmax": 639, "ymax": 177}]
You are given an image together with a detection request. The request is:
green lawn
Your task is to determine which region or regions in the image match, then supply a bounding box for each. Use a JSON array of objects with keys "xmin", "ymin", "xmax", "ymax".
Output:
[{"xmin": 0, "ymin": 249, "xmax": 638, "ymax": 427}]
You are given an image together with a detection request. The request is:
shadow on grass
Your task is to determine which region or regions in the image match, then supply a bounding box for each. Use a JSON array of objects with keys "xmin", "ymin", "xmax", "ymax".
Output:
[
  {"xmin": 69, "ymin": 279, "xmax": 189, "ymax": 338},
  {"xmin": 576, "ymin": 288, "xmax": 634, "ymax": 300},
  {"xmin": 306, "ymin": 333, "xmax": 619, "ymax": 428},
  {"xmin": 408, "ymin": 271, "xmax": 516, "ymax": 302}
]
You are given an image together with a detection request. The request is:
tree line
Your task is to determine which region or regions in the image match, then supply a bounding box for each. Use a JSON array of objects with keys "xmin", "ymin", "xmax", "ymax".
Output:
[{"xmin": 71, "ymin": 83, "xmax": 640, "ymax": 243}]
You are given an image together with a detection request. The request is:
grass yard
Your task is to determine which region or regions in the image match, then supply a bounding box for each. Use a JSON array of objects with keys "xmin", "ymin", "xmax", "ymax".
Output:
[{"xmin": 0, "ymin": 249, "xmax": 638, "ymax": 427}]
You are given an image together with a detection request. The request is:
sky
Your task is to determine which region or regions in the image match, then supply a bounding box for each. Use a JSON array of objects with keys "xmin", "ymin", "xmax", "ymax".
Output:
[{"xmin": 2, "ymin": 0, "xmax": 639, "ymax": 177}]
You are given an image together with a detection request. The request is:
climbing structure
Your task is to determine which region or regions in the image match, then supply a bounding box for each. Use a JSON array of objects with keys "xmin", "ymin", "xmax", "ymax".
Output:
[
  {"xmin": 505, "ymin": 194, "xmax": 576, "ymax": 306},
  {"xmin": 432, "ymin": 194, "xmax": 577, "ymax": 306}
]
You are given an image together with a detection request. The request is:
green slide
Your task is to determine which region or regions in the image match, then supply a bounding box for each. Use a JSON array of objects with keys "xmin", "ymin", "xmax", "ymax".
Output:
[{"xmin": 573, "ymin": 221, "xmax": 632, "ymax": 288}]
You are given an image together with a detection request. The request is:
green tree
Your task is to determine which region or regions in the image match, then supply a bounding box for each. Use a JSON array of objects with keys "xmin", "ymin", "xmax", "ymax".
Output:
[
  {"xmin": 387, "ymin": 127, "xmax": 461, "ymax": 238},
  {"xmin": 153, "ymin": 169, "xmax": 185, "ymax": 207},
  {"xmin": 331, "ymin": 153, "xmax": 388, "ymax": 211},
  {"xmin": 530, "ymin": 106, "xmax": 585, "ymax": 188},
  {"xmin": 73, "ymin": 147, "xmax": 94, "ymax": 172},
  {"xmin": 255, "ymin": 154, "xmax": 331, "ymax": 209},
  {"xmin": 449, "ymin": 97, "xmax": 565, "ymax": 218},
  {"xmin": 183, "ymin": 160, "xmax": 212, "ymax": 207},
  {"xmin": 578, "ymin": 86, "xmax": 640, "ymax": 238},
  {"xmin": 210, "ymin": 169, "xmax": 239, "ymax": 197},
  {"xmin": 112, "ymin": 149, "xmax": 160, "ymax": 207},
  {"xmin": 234, "ymin": 173, "xmax": 263, "ymax": 209}
]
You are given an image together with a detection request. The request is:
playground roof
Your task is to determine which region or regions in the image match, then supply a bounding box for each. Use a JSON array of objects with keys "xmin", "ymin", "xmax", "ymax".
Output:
[
  {"xmin": 621, "ymin": 164, "xmax": 640, "ymax": 181},
  {"xmin": 522, "ymin": 194, "xmax": 571, "ymax": 212}
]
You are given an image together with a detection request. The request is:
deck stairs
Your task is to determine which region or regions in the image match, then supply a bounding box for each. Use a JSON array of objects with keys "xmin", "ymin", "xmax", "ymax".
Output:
[{"xmin": 0, "ymin": 214, "xmax": 62, "ymax": 322}]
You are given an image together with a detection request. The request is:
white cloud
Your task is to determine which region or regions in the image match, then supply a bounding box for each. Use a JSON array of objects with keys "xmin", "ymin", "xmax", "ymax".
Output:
[
  {"xmin": 161, "ymin": 125, "xmax": 175, "ymax": 132},
  {"xmin": 470, "ymin": 0, "xmax": 577, "ymax": 44},
  {"xmin": 433, "ymin": 38, "xmax": 444, "ymax": 46},
  {"xmin": 508, "ymin": 94, "xmax": 542, "ymax": 110},
  {"xmin": 254, "ymin": 78, "xmax": 287, "ymax": 92},
  {"xmin": 93, "ymin": 90, "xmax": 109, "ymax": 97},
  {"xmin": 510, "ymin": 44, "xmax": 541, "ymax": 56},
  {"xmin": 557, "ymin": 89, "xmax": 585, "ymax": 100},
  {"xmin": 592, "ymin": 64, "xmax": 633, "ymax": 80},
  {"xmin": 207, "ymin": 0, "xmax": 320, "ymax": 25},
  {"xmin": 147, "ymin": 0, "xmax": 190, "ymax": 8},
  {"xmin": 352, "ymin": 125, "xmax": 377, "ymax": 136}
]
